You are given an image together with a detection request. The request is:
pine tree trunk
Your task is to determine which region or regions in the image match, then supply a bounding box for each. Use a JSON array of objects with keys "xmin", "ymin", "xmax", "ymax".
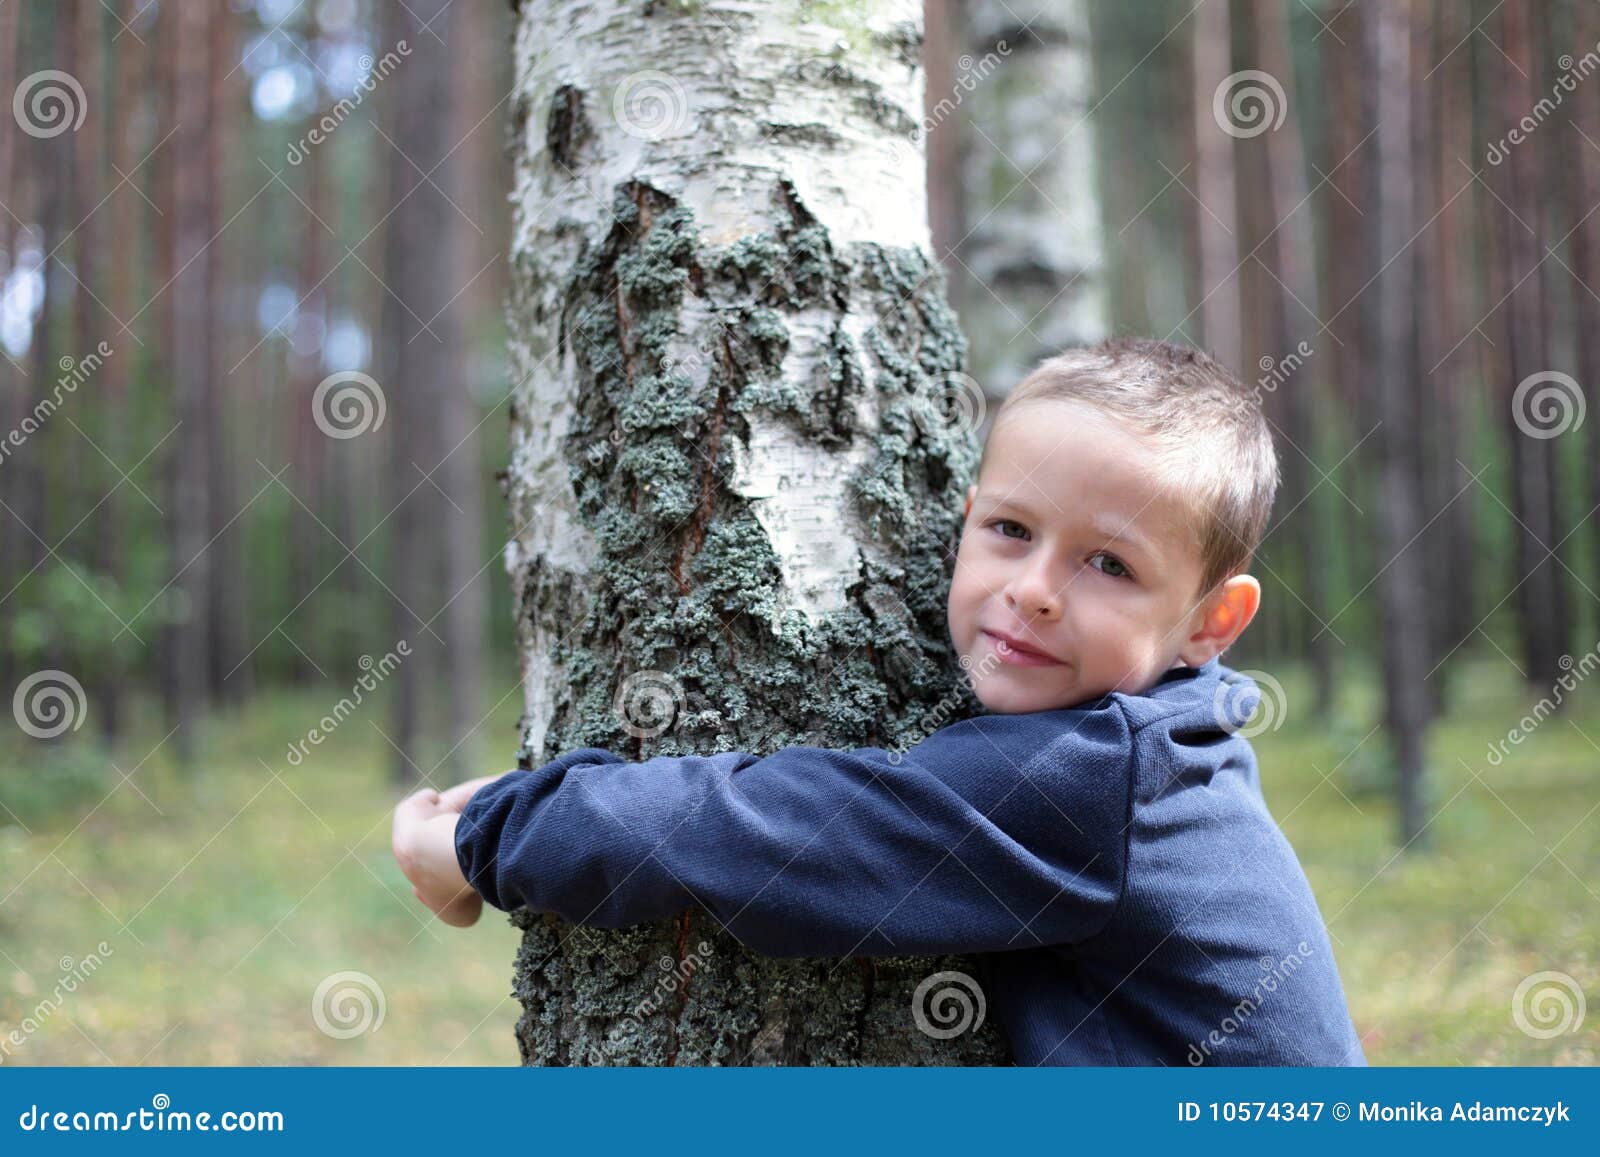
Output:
[
  {"xmin": 439, "ymin": 0, "xmax": 489, "ymax": 779},
  {"xmin": 955, "ymin": 0, "xmax": 1106, "ymax": 397},
  {"xmin": 1574, "ymin": 0, "xmax": 1600, "ymax": 575},
  {"xmin": 1252, "ymin": 0, "xmax": 1333, "ymax": 714},
  {"xmin": 1498, "ymin": 1, "xmax": 1568, "ymax": 689},
  {"xmin": 21, "ymin": 9, "xmax": 60, "ymax": 585},
  {"xmin": 502, "ymin": 0, "xmax": 1007, "ymax": 1065},
  {"xmin": 168, "ymin": 0, "xmax": 215, "ymax": 766},
  {"xmin": 289, "ymin": 4, "xmax": 329, "ymax": 686},
  {"xmin": 1321, "ymin": 0, "xmax": 1373, "ymax": 649},
  {"xmin": 0, "ymin": 0, "xmax": 16, "ymax": 695},
  {"xmin": 1407, "ymin": 0, "xmax": 1445, "ymax": 725},
  {"xmin": 1428, "ymin": 0, "xmax": 1477, "ymax": 698},
  {"xmin": 383, "ymin": 0, "xmax": 459, "ymax": 783},
  {"xmin": 205, "ymin": 4, "xmax": 248, "ymax": 704},
  {"xmin": 1366, "ymin": 0, "xmax": 1430, "ymax": 847},
  {"xmin": 98, "ymin": 0, "xmax": 138, "ymax": 743}
]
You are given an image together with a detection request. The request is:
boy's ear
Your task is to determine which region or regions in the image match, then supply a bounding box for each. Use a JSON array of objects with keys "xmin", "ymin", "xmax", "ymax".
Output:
[
  {"xmin": 1179, "ymin": 574, "xmax": 1260, "ymax": 667},
  {"xmin": 964, "ymin": 484, "xmax": 976, "ymax": 520}
]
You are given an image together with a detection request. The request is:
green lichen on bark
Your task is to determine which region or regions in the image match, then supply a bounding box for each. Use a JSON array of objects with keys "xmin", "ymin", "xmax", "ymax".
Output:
[
  {"xmin": 795, "ymin": 0, "xmax": 921, "ymax": 68},
  {"xmin": 507, "ymin": 148, "xmax": 1002, "ymax": 1066}
]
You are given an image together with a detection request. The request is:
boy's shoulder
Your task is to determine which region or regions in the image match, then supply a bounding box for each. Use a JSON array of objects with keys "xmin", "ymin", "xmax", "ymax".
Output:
[
  {"xmin": 1104, "ymin": 656, "xmax": 1261, "ymax": 737},
  {"xmin": 923, "ymin": 659, "xmax": 1260, "ymax": 758},
  {"xmin": 903, "ymin": 660, "xmax": 1264, "ymax": 789},
  {"xmin": 1099, "ymin": 659, "xmax": 1268, "ymax": 807}
]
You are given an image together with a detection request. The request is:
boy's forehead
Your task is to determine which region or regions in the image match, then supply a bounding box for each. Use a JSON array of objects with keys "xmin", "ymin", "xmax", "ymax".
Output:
[
  {"xmin": 975, "ymin": 405, "xmax": 1202, "ymax": 558},
  {"xmin": 980, "ymin": 401, "xmax": 1164, "ymax": 494}
]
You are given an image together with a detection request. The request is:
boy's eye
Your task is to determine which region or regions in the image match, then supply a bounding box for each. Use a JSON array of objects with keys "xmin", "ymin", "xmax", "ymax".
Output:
[
  {"xmin": 1089, "ymin": 552, "xmax": 1131, "ymax": 579},
  {"xmin": 989, "ymin": 519, "xmax": 1029, "ymax": 541}
]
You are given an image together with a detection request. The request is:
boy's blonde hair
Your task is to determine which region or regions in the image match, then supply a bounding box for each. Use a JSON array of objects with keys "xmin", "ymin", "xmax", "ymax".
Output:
[{"xmin": 981, "ymin": 337, "xmax": 1280, "ymax": 598}]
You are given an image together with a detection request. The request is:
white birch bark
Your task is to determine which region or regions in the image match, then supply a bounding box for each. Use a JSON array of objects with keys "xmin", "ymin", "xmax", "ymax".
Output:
[
  {"xmin": 955, "ymin": 0, "xmax": 1107, "ymax": 400},
  {"xmin": 501, "ymin": 0, "xmax": 1008, "ymax": 1065}
]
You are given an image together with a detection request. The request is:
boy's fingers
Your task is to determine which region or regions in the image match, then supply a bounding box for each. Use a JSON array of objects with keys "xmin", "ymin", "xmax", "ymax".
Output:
[
  {"xmin": 392, "ymin": 791, "xmax": 444, "ymax": 869},
  {"xmin": 437, "ymin": 889, "xmax": 483, "ymax": 928},
  {"xmin": 437, "ymin": 772, "xmax": 510, "ymax": 813},
  {"xmin": 395, "ymin": 787, "xmax": 443, "ymax": 821}
]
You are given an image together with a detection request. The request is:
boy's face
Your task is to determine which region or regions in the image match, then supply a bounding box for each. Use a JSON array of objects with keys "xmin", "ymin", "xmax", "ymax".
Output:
[{"xmin": 946, "ymin": 400, "xmax": 1217, "ymax": 714}]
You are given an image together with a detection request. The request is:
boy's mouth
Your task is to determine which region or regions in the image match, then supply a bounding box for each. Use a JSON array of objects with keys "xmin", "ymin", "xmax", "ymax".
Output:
[{"xmin": 980, "ymin": 628, "xmax": 1063, "ymax": 667}]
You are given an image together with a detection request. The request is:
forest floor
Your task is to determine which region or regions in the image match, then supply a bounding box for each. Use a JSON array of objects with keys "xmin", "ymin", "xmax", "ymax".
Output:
[{"xmin": 1, "ymin": 655, "xmax": 1596, "ymax": 1065}]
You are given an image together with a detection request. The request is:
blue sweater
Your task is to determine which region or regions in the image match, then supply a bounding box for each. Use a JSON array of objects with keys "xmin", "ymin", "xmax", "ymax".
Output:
[{"xmin": 455, "ymin": 657, "xmax": 1366, "ymax": 1066}]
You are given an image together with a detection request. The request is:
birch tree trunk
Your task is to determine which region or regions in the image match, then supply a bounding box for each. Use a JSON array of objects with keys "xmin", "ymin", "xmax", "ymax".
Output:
[
  {"xmin": 502, "ymin": 0, "xmax": 1007, "ymax": 1065},
  {"xmin": 955, "ymin": 0, "xmax": 1106, "ymax": 399},
  {"xmin": 1190, "ymin": 0, "xmax": 1241, "ymax": 376}
]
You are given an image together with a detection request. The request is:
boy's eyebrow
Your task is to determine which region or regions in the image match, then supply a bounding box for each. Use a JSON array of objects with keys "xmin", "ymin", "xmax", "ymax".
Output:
[
  {"xmin": 1086, "ymin": 515, "xmax": 1160, "ymax": 560},
  {"xmin": 975, "ymin": 492, "xmax": 1034, "ymax": 516}
]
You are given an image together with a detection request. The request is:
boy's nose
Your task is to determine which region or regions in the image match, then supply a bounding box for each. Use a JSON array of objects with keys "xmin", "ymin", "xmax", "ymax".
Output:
[{"xmin": 1005, "ymin": 566, "xmax": 1062, "ymax": 622}]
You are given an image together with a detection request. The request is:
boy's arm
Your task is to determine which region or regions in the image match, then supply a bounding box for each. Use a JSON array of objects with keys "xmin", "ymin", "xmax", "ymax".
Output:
[{"xmin": 454, "ymin": 709, "xmax": 1132, "ymax": 959}]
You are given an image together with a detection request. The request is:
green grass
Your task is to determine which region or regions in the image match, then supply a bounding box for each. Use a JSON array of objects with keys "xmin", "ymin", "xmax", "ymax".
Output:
[
  {"xmin": 1, "ymin": 656, "xmax": 1596, "ymax": 1065},
  {"xmin": 1250, "ymin": 658, "xmax": 1600, "ymax": 1066},
  {"xmin": 0, "ymin": 684, "xmax": 527, "ymax": 1065}
]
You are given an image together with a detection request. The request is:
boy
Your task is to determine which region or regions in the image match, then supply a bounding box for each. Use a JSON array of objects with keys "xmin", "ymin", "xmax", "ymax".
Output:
[{"xmin": 393, "ymin": 337, "xmax": 1365, "ymax": 1066}]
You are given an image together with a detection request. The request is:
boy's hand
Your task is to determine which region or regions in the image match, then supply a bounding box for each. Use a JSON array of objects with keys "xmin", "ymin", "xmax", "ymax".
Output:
[{"xmin": 392, "ymin": 775, "xmax": 508, "ymax": 927}]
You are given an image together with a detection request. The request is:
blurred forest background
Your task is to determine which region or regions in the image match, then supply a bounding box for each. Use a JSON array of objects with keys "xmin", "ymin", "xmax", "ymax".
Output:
[{"xmin": 0, "ymin": 0, "xmax": 1595, "ymax": 1065}]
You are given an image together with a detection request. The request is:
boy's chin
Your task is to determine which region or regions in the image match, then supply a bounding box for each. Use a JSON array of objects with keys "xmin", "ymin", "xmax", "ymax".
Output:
[{"xmin": 973, "ymin": 677, "xmax": 1058, "ymax": 715}]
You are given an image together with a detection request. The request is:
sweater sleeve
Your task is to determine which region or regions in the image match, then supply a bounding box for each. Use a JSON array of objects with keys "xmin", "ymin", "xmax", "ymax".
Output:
[{"xmin": 453, "ymin": 708, "xmax": 1132, "ymax": 958}]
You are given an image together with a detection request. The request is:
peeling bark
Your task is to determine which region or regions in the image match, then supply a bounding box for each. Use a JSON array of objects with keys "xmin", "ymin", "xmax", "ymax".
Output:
[{"xmin": 502, "ymin": 0, "xmax": 1007, "ymax": 1065}]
